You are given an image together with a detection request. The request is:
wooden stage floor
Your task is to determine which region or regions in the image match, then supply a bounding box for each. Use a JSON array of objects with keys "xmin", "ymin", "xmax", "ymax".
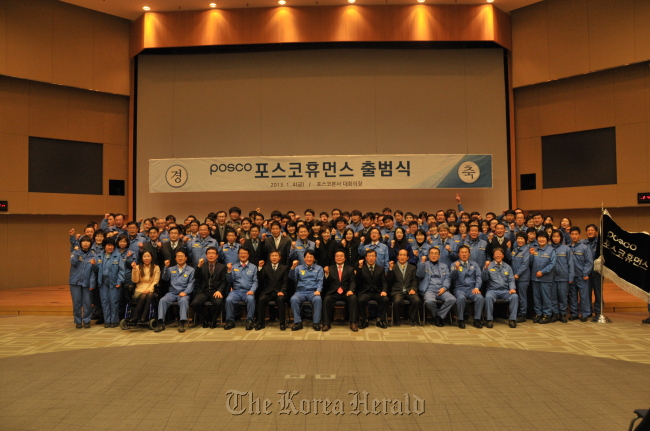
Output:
[{"xmin": 0, "ymin": 282, "xmax": 647, "ymax": 316}]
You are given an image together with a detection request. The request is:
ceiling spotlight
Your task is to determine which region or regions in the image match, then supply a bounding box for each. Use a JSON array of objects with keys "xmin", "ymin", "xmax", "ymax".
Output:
[
  {"xmin": 278, "ymin": 0, "xmax": 286, "ymax": 4},
  {"xmin": 417, "ymin": 0, "xmax": 425, "ymax": 2},
  {"xmin": 209, "ymin": 2, "xmax": 217, "ymax": 7},
  {"xmin": 487, "ymin": 0, "xmax": 494, "ymax": 2},
  {"xmin": 143, "ymin": 6, "xmax": 150, "ymax": 10},
  {"xmin": 348, "ymin": 0, "xmax": 355, "ymax": 3}
]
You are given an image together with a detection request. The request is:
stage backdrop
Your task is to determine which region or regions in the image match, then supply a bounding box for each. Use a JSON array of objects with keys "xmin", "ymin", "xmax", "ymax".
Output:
[{"xmin": 136, "ymin": 48, "xmax": 508, "ymax": 218}]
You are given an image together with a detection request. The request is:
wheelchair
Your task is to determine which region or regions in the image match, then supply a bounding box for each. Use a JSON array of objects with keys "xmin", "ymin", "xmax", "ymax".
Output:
[{"xmin": 119, "ymin": 284, "xmax": 159, "ymax": 330}]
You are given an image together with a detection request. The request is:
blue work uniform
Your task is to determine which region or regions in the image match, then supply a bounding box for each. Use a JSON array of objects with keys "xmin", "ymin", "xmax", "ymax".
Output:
[
  {"xmin": 416, "ymin": 260, "xmax": 455, "ymax": 320},
  {"xmin": 450, "ymin": 260, "xmax": 484, "ymax": 321},
  {"xmin": 431, "ymin": 237, "xmax": 458, "ymax": 268},
  {"xmin": 463, "ymin": 237, "xmax": 488, "ymax": 267},
  {"xmin": 510, "ymin": 245, "xmax": 531, "ymax": 317},
  {"xmin": 358, "ymin": 241, "xmax": 389, "ymax": 273},
  {"xmin": 530, "ymin": 244, "xmax": 556, "ymax": 318},
  {"xmin": 411, "ymin": 241, "xmax": 432, "ymax": 266},
  {"xmin": 225, "ymin": 261, "xmax": 258, "ymax": 322},
  {"xmin": 347, "ymin": 221, "xmax": 364, "ymax": 234},
  {"xmin": 289, "ymin": 264, "xmax": 324, "ymax": 324},
  {"xmin": 569, "ymin": 241, "xmax": 593, "ymax": 318},
  {"xmin": 91, "ymin": 250, "xmax": 125, "ymax": 325},
  {"xmin": 219, "ymin": 242, "xmax": 241, "ymax": 266},
  {"xmin": 69, "ymin": 248, "xmax": 96, "ymax": 324},
  {"xmin": 159, "ymin": 264, "xmax": 195, "ymax": 322},
  {"xmin": 482, "ymin": 261, "xmax": 518, "ymax": 321},
  {"xmin": 380, "ymin": 227, "xmax": 396, "ymax": 245},
  {"xmin": 583, "ymin": 237, "xmax": 601, "ymax": 316},
  {"xmin": 188, "ymin": 235, "xmax": 218, "ymax": 267},
  {"xmin": 551, "ymin": 243, "xmax": 574, "ymax": 317},
  {"xmin": 289, "ymin": 238, "xmax": 316, "ymax": 266}
]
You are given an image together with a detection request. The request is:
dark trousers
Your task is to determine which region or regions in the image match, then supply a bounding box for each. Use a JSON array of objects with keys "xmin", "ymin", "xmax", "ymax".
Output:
[
  {"xmin": 190, "ymin": 292, "xmax": 224, "ymax": 323},
  {"xmin": 323, "ymin": 292, "xmax": 359, "ymax": 325},
  {"xmin": 358, "ymin": 291, "xmax": 389, "ymax": 321},
  {"xmin": 257, "ymin": 292, "xmax": 286, "ymax": 323},
  {"xmin": 390, "ymin": 293, "xmax": 421, "ymax": 322},
  {"xmin": 131, "ymin": 292, "xmax": 155, "ymax": 321},
  {"xmin": 589, "ymin": 272, "xmax": 602, "ymax": 315}
]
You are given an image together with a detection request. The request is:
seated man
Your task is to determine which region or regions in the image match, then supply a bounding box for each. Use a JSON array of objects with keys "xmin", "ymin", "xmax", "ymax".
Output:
[
  {"xmin": 322, "ymin": 250, "xmax": 359, "ymax": 332},
  {"xmin": 155, "ymin": 250, "xmax": 194, "ymax": 333},
  {"xmin": 450, "ymin": 245, "xmax": 484, "ymax": 329},
  {"xmin": 255, "ymin": 251, "xmax": 288, "ymax": 331},
  {"xmin": 356, "ymin": 250, "xmax": 389, "ymax": 329},
  {"xmin": 190, "ymin": 246, "xmax": 227, "ymax": 328},
  {"xmin": 224, "ymin": 248, "xmax": 258, "ymax": 330},
  {"xmin": 416, "ymin": 247, "xmax": 456, "ymax": 327},
  {"xmin": 387, "ymin": 249, "xmax": 421, "ymax": 326},
  {"xmin": 289, "ymin": 250, "xmax": 323, "ymax": 331},
  {"xmin": 482, "ymin": 248, "xmax": 518, "ymax": 328}
]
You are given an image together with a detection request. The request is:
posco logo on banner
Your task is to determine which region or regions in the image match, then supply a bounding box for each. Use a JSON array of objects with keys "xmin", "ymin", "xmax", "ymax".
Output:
[
  {"xmin": 210, "ymin": 163, "xmax": 253, "ymax": 174},
  {"xmin": 165, "ymin": 165, "xmax": 188, "ymax": 188}
]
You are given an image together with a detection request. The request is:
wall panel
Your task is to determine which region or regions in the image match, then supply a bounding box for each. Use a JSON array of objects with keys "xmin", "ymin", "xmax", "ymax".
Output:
[
  {"xmin": 511, "ymin": 1, "xmax": 549, "ymax": 88},
  {"xmin": 546, "ymin": 0, "xmax": 589, "ymax": 80}
]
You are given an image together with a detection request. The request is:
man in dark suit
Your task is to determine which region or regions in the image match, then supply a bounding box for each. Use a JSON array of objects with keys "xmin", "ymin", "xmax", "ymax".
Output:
[
  {"xmin": 255, "ymin": 250, "xmax": 288, "ymax": 331},
  {"xmin": 190, "ymin": 246, "xmax": 227, "ymax": 328},
  {"xmin": 210, "ymin": 210, "xmax": 236, "ymax": 245},
  {"xmin": 356, "ymin": 249, "xmax": 389, "ymax": 329},
  {"xmin": 322, "ymin": 250, "xmax": 359, "ymax": 332},
  {"xmin": 387, "ymin": 249, "xmax": 421, "ymax": 326},
  {"xmin": 485, "ymin": 222, "xmax": 513, "ymax": 263},
  {"xmin": 242, "ymin": 225, "xmax": 267, "ymax": 268},
  {"xmin": 264, "ymin": 221, "xmax": 291, "ymax": 266},
  {"xmin": 161, "ymin": 227, "xmax": 185, "ymax": 267}
]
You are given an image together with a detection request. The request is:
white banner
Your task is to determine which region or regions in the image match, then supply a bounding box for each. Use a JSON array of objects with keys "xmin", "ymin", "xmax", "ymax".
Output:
[{"xmin": 149, "ymin": 154, "xmax": 492, "ymax": 193}]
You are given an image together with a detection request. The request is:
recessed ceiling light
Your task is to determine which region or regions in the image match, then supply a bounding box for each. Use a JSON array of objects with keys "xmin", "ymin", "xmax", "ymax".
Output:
[
  {"xmin": 278, "ymin": 0, "xmax": 286, "ymax": 4},
  {"xmin": 487, "ymin": 0, "xmax": 494, "ymax": 3},
  {"xmin": 143, "ymin": 6, "xmax": 150, "ymax": 10},
  {"xmin": 417, "ymin": 0, "xmax": 425, "ymax": 2},
  {"xmin": 348, "ymin": 0, "xmax": 355, "ymax": 3},
  {"xmin": 209, "ymin": 2, "xmax": 217, "ymax": 7}
]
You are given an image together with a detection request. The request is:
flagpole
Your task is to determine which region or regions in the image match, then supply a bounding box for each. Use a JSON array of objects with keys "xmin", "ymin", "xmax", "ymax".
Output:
[{"xmin": 596, "ymin": 203, "xmax": 612, "ymax": 324}]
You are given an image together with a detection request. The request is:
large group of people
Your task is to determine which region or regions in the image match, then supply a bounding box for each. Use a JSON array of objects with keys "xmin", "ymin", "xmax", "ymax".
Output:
[{"xmin": 68, "ymin": 195, "xmax": 650, "ymax": 332}]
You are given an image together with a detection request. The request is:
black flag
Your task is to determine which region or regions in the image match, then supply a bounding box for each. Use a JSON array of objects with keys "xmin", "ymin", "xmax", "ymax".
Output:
[{"xmin": 599, "ymin": 210, "xmax": 650, "ymax": 302}]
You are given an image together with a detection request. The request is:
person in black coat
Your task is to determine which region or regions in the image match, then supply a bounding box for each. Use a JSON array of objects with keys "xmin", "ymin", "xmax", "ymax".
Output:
[
  {"xmin": 255, "ymin": 250, "xmax": 288, "ymax": 331},
  {"xmin": 322, "ymin": 250, "xmax": 359, "ymax": 332},
  {"xmin": 190, "ymin": 246, "xmax": 227, "ymax": 328},
  {"xmin": 242, "ymin": 226, "xmax": 268, "ymax": 268},
  {"xmin": 264, "ymin": 221, "xmax": 292, "ymax": 266},
  {"xmin": 387, "ymin": 249, "xmax": 421, "ymax": 326},
  {"xmin": 315, "ymin": 229, "xmax": 337, "ymax": 268},
  {"xmin": 356, "ymin": 250, "xmax": 389, "ymax": 329},
  {"xmin": 337, "ymin": 228, "xmax": 359, "ymax": 267}
]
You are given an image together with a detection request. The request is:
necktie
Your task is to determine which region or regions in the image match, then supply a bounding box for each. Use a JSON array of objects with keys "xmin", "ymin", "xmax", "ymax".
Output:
[
  {"xmin": 337, "ymin": 266, "xmax": 343, "ymax": 294},
  {"xmin": 400, "ymin": 264, "xmax": 406, "ymax": 278},
  {"xmin": 209, "ymin": 264, "xmax": 214, "ymax": 275},
  {"xmin": 253, "ymin": 240, "xmax": 258, "ymax": 251},
  {"xmin": 273, "ymin": 265, "xmax": 277, "ymax": 271},
  {"xmin": 369, "ymin": 266, "xmax": 374, "ymax": 276}
]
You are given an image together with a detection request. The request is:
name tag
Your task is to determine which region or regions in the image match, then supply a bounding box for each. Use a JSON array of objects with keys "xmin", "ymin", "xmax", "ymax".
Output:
[
  {"xmin": 98, "ymin": 259, "xmax": 103, "ymax": 264},
  {"xmin": 183, "ymin": 274, "xmax": 188, "ymax": 278},
  {"xmin": 458, "ymin": 267, "xmax": 463, "ymax": 272},
  {"xmin": 171, "ymin": 271, "xmax": 177, "ymax": 274},
  {"xmin": 490, "ymin": 268, "xmax": 496, "ymax": 272},
  {"xmin": 246, "ymin": 271, "xmax": 252, "ymax": 275},
  {"xmin": 504, "ymin": 271, "xmax": 509, "ymax": 275},
  {"xmin": 112, "ymin": 261, "xmax": 119, "ymax": 265},
  {"xmin": 234, "ymin": 269, "xmax": 240, "ymax": 272},
  {"xmin": 300, "ymin": 270, "xmax": 306, "ymax": 275},
  {"xmin": 297, "ymin": 246, "xmax": 303, "ymax": 249}
]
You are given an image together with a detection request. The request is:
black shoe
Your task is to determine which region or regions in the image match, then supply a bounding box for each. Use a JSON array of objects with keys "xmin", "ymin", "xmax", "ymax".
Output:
[
  {"xmin": 533, "ymin": 315, "xmax": 541, "ymax": 324},
  {"xmin": 359, "ymin": 320, "xmax": 369, "ymax": 329},
  {"xmin": 509, "ymin": 320, "xmax": 517, "ymax": 328},
  {"xmin": 210, "ymin": 320, "xmax": 219, "ymax": 329},
  {"xmin": 550, "ymin": 314, "xmax": 558, "ymax": 323},
  {"xmin": 642, "ymin": 317, "xmax": 650, "ymax": 324},
  {"xmin": 568, "ymin": 315, "xmax": 579, "ymax": 321},
  {"xmin": 96, "ymin": 317, "xmax": 104, "ymax": 325},
  {"xmin": 224, "ymin": 320, "xmax": 235, "ymax": 330},
  {"xmin": 75, "ymin": 323, "xmax": 82, "ymax": 329},
  {"xmin": 591, "ymin": 316, "xmax": 599, "ymax": 322},
  {"xmin": 292, "ymin": 322, "xmax": 303, "ymax": 331},
  {"xmin": 458, "ymin": 320, "xmax": 465, "ymax": 329},
  {"xmin": 104, "ymin": 323, "xmax": 110, "ymax": 328},
  {"xmin": 313, "ymin": 323, "xmax": 321, "ymax": 331},
  {"xmin": 178, "ymin": 322, "xmax": 186, "ymax": 332},
  {"xmin": 580, "ymin": 316, "xmax": 588, "ymax": 322},
  {"xmin": 246, "ymin": 320, "xmax": 254, "ymax": 331},
  {"xmin": 280, "ymin": 323, "xmax": 287, "ymax": 331},
  {"xmin": 540, "ymin": 316, "xmax": 551, "ymax": 324},
  {"xmin": 191, "ymin": 320, "xmax": 201, "ymax": 329},
  {"xmin": 202, "ymin": 319, "xmax": 210, "ymax": 328},
  {"xmin": 472, "ymin": 319, "xmax": 482, "ymax": 329},
  {"xmin": 408, "ymin": 318, "xmax": 416, "ymax": 327},
  {"xmin": 559, "ymin": 314, "xmax": 567, "ymax": 323},
  {"xmin": 376, "ymin": 320, "xmax": 387, "ymax": 329},
  {"xmin": 322, "ymin": 325, "xmax": 330, "ymax": 332},
  {"xmin": 83, "ymin": 323, "xmax": 90, "ymax": 329},
  {"xmin": 485, "ymin": 320, "xmax": 493, "ymax": 328},
  {"xmin": 434, "ymin": 316, "xmax": 444, "ymax": 327},
  {"xmin": 393, "ymin": 320, "xmax": 401, "ymax": 327},
  {"xmin": 154, "ymin": 322, "xmax": 165, "ymax": 332},
  {"xmin": 255, "ymin": 323, "xmax": 265, "ymax": 331},
  {"xmin": 516, "ymin": 315, "xmax": 526, "ymax": 323}
]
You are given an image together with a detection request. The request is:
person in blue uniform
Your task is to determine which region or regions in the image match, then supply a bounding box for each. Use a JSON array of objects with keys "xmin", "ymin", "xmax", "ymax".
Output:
[
  {"xmin": 482, "ymin": 248, "xmax": 518, "ymax": 328},
  {"xmin": 224, "ymin": 248, "xmax": 258, "ymax": 330},
  {"xmin": 568, "ymin": 227, "xmax": 593, "ymax": 322},
  {"xmin": 188, "ymin": 223, "xmax": 218, "ymax": 267},
  {"xmin": 530, "ymin": 232, "xmax": 556, "ymax": 324},
  {"xmin": 69, "ymin": 235, "xmax": 96, "ymax": 328},
  {"xmin": 432, "ymin": 223, "xmax": 458, "ymax": 268},
  {"xmin": 289, "ymin": 250, "xmax": 323, "ymax": 331},
  {"xmin": 510, "ymin": 233, "xmax": 531, "ymax": 323},
  {"xmin": 289, "ymin": 225, "xmax": 316, "ymax": 266},
  {"xmin": 583, "ymin": 224, "xmax": 601, "ymax": 321},
  {"xmin": 219, "ymin": 230, "xmax": 241, "ymax": 266},
  {"xmin": 358, "ymin": 228, "xmax": 389, "ymax": 272},
  {"xmin": 91, "ymin": 238, "xmax": 125, "ymax": 328},
  {"xmin": 463, "ymin": 225, "xmax": 488, "ymax": 267},
  {"xmin": 550, "ymin": 230, "xmax": 574, "ymax": 323},
  {"xmin": 450, "ymin": 245, "xmax": 484, "ymax": 329},
  {"xmin": 416, "ymin": 247, "xmax": 456, "ymax": 327},
  {"xmin": 155, "ymin": 249, "xmax": 195, "ymax": 333}
]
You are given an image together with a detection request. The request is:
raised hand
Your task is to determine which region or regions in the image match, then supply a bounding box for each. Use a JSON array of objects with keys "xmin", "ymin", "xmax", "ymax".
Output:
[
  {"xmin": 291, "ymin": 241, "xmax": 296, "ymax": 249},
  {"xmin": 258, "ymin": 260, "xmax": 265, "ymax": 267},
  {"xmin": 413, "ymin": 250, "xmax": 419, "ymax": 257},
  {"xmin": 390, "ymin": 240, "xmax": 395, "ymax": 248},
  {"xmin": 421, "ymin": 256, "xmax": 427, "ymax": 263},
  {"xmin": 455, "ymin": 193, "xmax": 461, "ymax": 203},
  {"xmin": 69, "ymin": 228, "xmax": 75, "ymax": 236},
  {"xmin": 183, "ymin": 236, "xmax": 190, "ymax": 243},
  {"xmin": 484, "ymin": 261, "xmax": 490, "ymax": 269},
  {"xmin": 127, "ymin": 251, "xmax": 133, "ymax": 257},
  {"xmin": 156, "ymin": 241, "xmax": 162, "ymax": 249},
  {"xmin": 138, "ymin": 242, "xmax": 144, "ymax": 249},
  {"xmin": 341, "ymin": 239, "xmax": 347, "ymax": 247},
  {"xmin": 90, "ymin": 258, "xmax": 96, "ymax": 265},
  {"xmin": 360, "ymin": 237, "xmax": 366, "ymax": 243},
  {"xmin": 164, "ymin": 260, "xmax": 170, "ymax": 268},
  {"xmin": 358, "ymin": 260, "xmax": 364, "ymax": 268},
  {"xmin": 198, "ymin": 258, "xmax": 205, "ymax": 267},
  {"xmin": 389, "ymin": 261, "xmax": 394, "ymax": 270},
  {"xmin": 324, "ymin": 267, "xmax": 330, "ymax": 276},
  {"xmin": 292, "ymin": 260, "xmax": 299, "ymax": 269},
  {"xmin": 315, "ymin": 240, "xmax": 320, "ymax": 248},
  {"xmin": 131, "ymin": 261, "xmax": 137, "ymax": 269},
  {"xmin": 455, "ymin": 261, "xmax": 461, "ymax": 269},
  {"xmin": 227, "ymin": 263, "xmax": 233, "ymax": 271}
]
